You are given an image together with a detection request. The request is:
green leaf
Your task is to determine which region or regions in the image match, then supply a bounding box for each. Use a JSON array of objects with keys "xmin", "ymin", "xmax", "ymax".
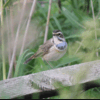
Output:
[
  {"xmin": 62, "ymin": 7, "xmax": 86, "ymax": 29},
  {"xmin": 55, "ymin": 55, "xmax": 80, "ymax": 68},
  {"xmin": 98, "ymin": 0, "xmax": 100, "ymax": 13},
  {"xmin": 3, "ymin": 0, "xmax": 11, "ymax": 8},
  {"xmin": 37, "ymin": 2, "xmax": 54, "ymax": 31},
  {"xmin": 73, "ymin": 0, "xmax": 78, "ymax": 9},
  {"xmin": 65, "ymin": 34, "xmax": 81, "ymax": 39},
  {"xmin": 24, "ymin": 52, "xmax": 34, "ymax": 59},
  {"xmin": 14, "ymin": 49, "xmax": 29, "ymax": 77},
  {"xmin": 53, "ymin": 17, "xmax": 62, "ymax": 31}
]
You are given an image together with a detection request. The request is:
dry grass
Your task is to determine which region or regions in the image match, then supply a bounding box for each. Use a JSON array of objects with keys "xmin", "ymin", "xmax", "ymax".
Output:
[{"xmin": 1, "ymin": 0, "xmax": 39, "ymax": 78}]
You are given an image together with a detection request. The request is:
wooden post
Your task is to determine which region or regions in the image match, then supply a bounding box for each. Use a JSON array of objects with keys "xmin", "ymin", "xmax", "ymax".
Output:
[{"xmin": 0, "ymin": 60, "xmax": 100, "ymax": 98}]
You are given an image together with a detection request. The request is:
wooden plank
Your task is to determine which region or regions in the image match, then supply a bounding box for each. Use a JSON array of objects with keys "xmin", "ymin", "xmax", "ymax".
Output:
[{"xmin": 0, "ymin": 60, "xmax": 100, "ymax": 98}]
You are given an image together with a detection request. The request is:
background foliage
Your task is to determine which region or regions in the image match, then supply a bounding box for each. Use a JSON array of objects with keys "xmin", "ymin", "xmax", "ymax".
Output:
[{"xmin": 0, "ymin": 0, "xmax": 100, "ymax": 99}]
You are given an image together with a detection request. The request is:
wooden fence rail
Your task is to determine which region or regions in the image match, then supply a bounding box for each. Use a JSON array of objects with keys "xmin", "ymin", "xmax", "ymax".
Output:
[{"xmin": 0, "ymin": 60, "xmax": 100, "ymax": 98}]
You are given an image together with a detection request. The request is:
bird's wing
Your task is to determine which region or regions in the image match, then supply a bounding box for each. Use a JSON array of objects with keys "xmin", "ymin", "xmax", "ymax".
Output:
[
  {"xmin": 24, "ymin": 39, "xmax": 54, "ymax": 64},
  {"xmin": 35, "ymin": 38, "xmax": 54, "ymax": 57}
]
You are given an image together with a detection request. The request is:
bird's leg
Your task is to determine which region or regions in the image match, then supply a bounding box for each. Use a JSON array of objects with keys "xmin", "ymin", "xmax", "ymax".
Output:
[
  {"xmin": 45, "ymin": 61, "xmax": 53, "ymax": 69},
  {"xmin": 42, "ymin": 58, "xmax": 53, "ymax": 69}
]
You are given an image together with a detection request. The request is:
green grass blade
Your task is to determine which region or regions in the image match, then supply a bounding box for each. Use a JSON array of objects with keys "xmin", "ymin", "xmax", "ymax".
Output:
[
  {"xmin": 24, "ymin": 52, "xmax": 34, "ymax": 59},
  {"xmin": 65, "ymin": 34, "xmax": 81, "ymax": 39},
  {"xmin": 37, "ymin": 3, "xmax": 54, "ymax": 31},
  {"xmin": 55, "ymin": 55, "xmax": 80, "ymax": 68},
  {"xmin": 3, "ymin": 0, "xmax": 11, "ymax": 8},
  {"xmin": 1, "ymin": 0, "xmax": 6, "ymax": 80},
  {"xmin": 98, "ymin": 0, "xmax": 100, "ymax": 13},
  {"xmin": 62, "ymin": 7, "xmax": 86, "ymax": 29},
  {"xmin": 53, "ymin": 17, "xmax": 62, "ymax": 31},
  {"xmin": 14, "ymin": 49, "xmax": 29, "ymax": 77}
]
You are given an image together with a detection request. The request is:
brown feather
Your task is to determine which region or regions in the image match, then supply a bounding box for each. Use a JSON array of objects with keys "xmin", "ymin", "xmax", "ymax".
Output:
[{"xmin": 24, "ymin": 39, "xmax": 54, "ymax": 64}]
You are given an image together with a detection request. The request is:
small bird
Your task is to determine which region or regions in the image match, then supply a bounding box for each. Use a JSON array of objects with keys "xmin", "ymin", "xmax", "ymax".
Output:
[{"xmin": 24, "ymin": 30, "xmax": 67, "ymax": 64}]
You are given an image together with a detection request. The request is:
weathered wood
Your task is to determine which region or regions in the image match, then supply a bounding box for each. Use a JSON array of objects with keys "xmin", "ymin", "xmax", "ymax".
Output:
[{"xmin": 0, "ymin": 60, "xmax": 100, "ymax": 98}]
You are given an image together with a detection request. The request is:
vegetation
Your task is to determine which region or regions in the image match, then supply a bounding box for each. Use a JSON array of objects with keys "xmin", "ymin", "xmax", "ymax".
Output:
[{"xmin": 0, "ymin": 0, "xmax": 100, "ymax": 99}]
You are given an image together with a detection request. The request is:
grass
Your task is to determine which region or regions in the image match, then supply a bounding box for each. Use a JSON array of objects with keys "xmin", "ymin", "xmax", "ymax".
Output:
[{"xmin": 1, "ymin": 0, "xmax": 6, "ymax": 80}]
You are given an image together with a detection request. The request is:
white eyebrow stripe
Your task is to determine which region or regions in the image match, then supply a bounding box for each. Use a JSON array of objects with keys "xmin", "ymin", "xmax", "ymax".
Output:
[{"xmin": 57, "ymin": 32, "xmax": 62, "ymax": 34}]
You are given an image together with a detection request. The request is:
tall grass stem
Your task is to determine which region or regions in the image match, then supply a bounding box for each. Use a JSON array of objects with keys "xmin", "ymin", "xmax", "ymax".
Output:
[
  {"xmin": 20, "ymin": 0, "xmax": 37, "ymax": 55},
  {"xmin": 5, "ymin": 0, "xmax": 11, "ymax": 66},
  {"xmin": 10, "ymin": 6, "xmax": 16, "ymax": 68},
  {"xmin": 7, "ymin": 0, "xmax": 27, "ymax": 79},
  {"xmin": 1, "ymin": 0, "xmax": 6, "ymax": 80},
  {"xmin": 91, "ymin": 0, "xmax": 98, "ymax": 57},
  {"xmin": 44, "ymin": 0, "xmax": 52, "ymax": 43}
]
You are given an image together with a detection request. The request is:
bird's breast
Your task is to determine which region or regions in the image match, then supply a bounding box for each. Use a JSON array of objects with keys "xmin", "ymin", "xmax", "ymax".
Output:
[{"xmin": 42, "ymin": 45, "xmax": 67, "ymax": 61}]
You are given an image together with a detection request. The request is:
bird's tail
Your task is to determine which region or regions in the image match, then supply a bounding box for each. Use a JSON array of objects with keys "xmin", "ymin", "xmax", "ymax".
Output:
[{"xmin": 24, "ymin": 54, "xmax": 36, "ymax": 64}]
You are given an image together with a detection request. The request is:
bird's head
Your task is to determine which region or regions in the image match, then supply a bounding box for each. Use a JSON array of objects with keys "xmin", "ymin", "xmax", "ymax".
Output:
[{"xmin": 52, "ymin": 30, "xmax": 65, "ymax": 42}]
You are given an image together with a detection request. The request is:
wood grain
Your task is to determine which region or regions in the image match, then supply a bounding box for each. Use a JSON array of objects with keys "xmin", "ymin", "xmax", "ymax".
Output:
[{"xmin": 0, "ymin": 60, "xmax": 100, "ymax": 98}]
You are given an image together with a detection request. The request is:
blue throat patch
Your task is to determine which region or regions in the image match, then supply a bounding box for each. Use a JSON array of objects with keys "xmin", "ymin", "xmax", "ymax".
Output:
[
  {"xmin": 57, "ymin": 36, "xmax": 63, "ymax": 41},
  {"xmin": 56, "ymin": 41, "xmax": 67, "ymax": 50}
]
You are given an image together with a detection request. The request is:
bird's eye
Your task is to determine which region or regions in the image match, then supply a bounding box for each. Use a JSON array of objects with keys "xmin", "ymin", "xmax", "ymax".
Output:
[
  {"xmin": 58, "ymin": 33, "xmax": 61, "ymax": 36},
  {"xmin": 58, "ymin": 33, "xmax": 63, "ymax": 38}
]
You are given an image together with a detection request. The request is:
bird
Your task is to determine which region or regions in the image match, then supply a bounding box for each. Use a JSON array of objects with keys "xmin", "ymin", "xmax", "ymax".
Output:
[{"xmin": 24, "ymin": 30, "xmax": 67, "ymax": 64}]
